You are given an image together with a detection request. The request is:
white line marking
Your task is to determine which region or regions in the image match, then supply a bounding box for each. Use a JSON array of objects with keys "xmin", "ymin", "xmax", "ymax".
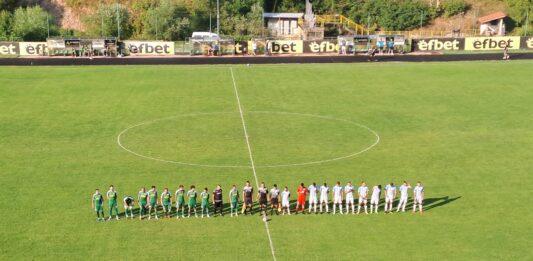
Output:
[
  {"xmin": 116, "ymin": 111, "xmax": 380, "ymax": 168},
  {"xmin": 230, "ymin": 67, "xmax": 277, "ymax": 261}
]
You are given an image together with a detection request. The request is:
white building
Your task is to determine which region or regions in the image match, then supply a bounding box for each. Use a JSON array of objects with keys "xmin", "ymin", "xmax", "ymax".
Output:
[
  {"xmin": 263, "ymin": 13, "xmax": 303, "ymax": 37},
  {"xmin": 479, "ymin": 12, "xmax": 507, "ymax": 36}
]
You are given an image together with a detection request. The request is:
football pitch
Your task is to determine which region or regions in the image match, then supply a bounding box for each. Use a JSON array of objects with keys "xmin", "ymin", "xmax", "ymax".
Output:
[{"xmin": 1, "ymin": 61, "xmax": 532, "ymax": 260}]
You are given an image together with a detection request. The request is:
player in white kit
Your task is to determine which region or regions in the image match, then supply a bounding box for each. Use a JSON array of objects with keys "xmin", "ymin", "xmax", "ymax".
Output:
[
  {"xmin": 308, "ymin": 182, "xmax": 318, "ymax": 213},
  {"xmin": 396, "ymin": 181, "xmax": 411, "ymax": 212},
  {"xmin": 370, "ymin": 185, "xmax": 381, "ymax": 214},
  {"xmin": 384, "ymin": 183, "xmax": 396, "ymax": 213},
  {"xmin": 319, "ymin": 183, "xmax": 329, "ymax": 213},
  {"xmin": 344, "ymin": 182, "xmax": 355, "ymax": 214},
  {"xmin": 357, "ymin": 182, "xmax": 369, "ymax": 214},
  {"xmin": 281, "ymin": 187, "xmax": 291, "ymax": 215},
  {"xmin": 413, "ymin": 181, "xmax": 424, "ymax": 213},
  {"xmin": 332, "ymin": 182, "xmax": 343, "ymax": 214}
]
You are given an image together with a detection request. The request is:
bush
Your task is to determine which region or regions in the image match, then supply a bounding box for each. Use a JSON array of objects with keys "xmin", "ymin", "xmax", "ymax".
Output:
[
  {"xmin": 11, "ymin": 6, "xmax": 58, "ymax": 41},
  {"xmin": 442, "ymin": 0, "xmax": 468, "ymax": 17}
]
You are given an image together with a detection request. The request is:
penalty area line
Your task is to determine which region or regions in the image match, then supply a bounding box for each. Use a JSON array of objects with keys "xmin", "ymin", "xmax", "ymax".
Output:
[{"xmin": 229, "ymin": 67, "xmax": 277, "ymax": 261}]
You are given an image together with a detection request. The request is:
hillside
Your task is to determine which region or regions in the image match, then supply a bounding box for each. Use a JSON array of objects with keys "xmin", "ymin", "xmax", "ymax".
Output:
[{"xmin": 420, "ymin": 0, "xmax": 508, "ymax": 32}]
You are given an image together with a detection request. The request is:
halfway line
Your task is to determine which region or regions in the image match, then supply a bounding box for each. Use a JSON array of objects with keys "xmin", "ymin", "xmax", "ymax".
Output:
[{"xmin": 229, "ymin": 67, "xmax": 277, "ymax": 261}]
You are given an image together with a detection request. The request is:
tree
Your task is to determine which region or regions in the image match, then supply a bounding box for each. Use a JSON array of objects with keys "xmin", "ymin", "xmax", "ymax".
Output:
[
  {"xmin": 142, "ymin": 0, "xmax": 191, "ymax": 40},
  {"xmin": 506, "ymin": 0, "xmax": 532, "ymax": 27},
  {"xmin": 11, "ymin": 6, "xmax": 57, "ymax": 41},
  {"xmin": 84, "ymin": 3, "xmax": 132, "ymax": 39},
  {"xmin": 0, "ymin": 10, "xmax": 11, "ymax": 39}
]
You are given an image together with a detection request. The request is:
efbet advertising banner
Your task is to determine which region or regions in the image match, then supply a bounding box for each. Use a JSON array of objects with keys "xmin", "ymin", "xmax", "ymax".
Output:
[
  {"xmin": 304, "ymin": 40, "xmax": 339, "ymax": 53},
  {"xmin": 234, "ymin": 41, "xmax": 248, "ymax": 55},
  {"xmin": 412, "ymin": 38, "xmax": 464, "ymax": 51},
  {"xmin": 521, "ymin": 36, "xmax": 533, "ymax": 49},
  {"xmin": 124, "ymin": 41, "xmax": 175, "ymax": 55},
  {"xmin": 267, "ymin": 40, "xmax": 303, "ymax": 54},
  {"xmin": 0, "ymin": 42, "xmax": 19, "ymax": 55},
  {"xmin": 19, "ymin": 42, "xmax": 48, "ymax": 56},
  {"xmin": 464, "ymin": 36, "xmax": 521, "ymax": 51}
]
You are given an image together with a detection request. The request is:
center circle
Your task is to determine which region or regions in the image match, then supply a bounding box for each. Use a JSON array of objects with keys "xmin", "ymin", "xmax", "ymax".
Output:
[{"xmin": 117, "ymin": 111, "xmax": 379, "ymax": 168}]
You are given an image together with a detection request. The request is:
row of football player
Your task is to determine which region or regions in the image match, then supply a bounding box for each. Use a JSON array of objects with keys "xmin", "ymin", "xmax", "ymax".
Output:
[{"xmin": 91, "ymin": 181, "xmax": 425, "ymax": 221}]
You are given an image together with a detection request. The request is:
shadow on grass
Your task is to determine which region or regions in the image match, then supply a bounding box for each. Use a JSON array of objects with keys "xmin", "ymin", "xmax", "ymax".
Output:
[{"xmin": 100, "ymin": 196, "xmax": 460, "ymax": 218}]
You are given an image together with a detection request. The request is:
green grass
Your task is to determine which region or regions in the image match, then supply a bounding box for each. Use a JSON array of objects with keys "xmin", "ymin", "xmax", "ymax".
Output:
[{"xmin": 1, "ymin": 61, "xmax": 532, "ymax": 260}]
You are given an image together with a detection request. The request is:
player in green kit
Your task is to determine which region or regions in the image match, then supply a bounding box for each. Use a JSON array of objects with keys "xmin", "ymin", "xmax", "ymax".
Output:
[
  {"xmin": 92, "ymin": 189, "xmax": 105, "ymax": 221},
  {"xmin": 147, "ymin": 185, "xmax": 159, "ymax": 220},
  {"xmin": 187, "ymin": 185, "xmax": 198, "ymax": 218},
  {"xmin": 200, "ymin": 187, "xmax": 210, "ymax": 218},
  {"xmin": 175, "ymin": 185, "xmax": 186, "ymax": 219},
  {"xmin": 138, "ymin": 187, "xmax": 149, "ymax": 220},
  {"xmin": 229, "ymin": 185, "xmax": 239, "ymax": 217},
  {"xmin": 106, "ymin": 185, "xmax": 119, "ymax": 221},
  {"xmin": 161, "ymin": 188, "xmax": 172, "ymax": 219}
]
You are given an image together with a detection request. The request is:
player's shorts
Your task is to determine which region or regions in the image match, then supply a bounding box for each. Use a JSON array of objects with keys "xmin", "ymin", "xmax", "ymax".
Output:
[
  {"xmin": 282, "ymin": 200, "xmax": 290, "ymax": 207},
  {"xmin": 414, "ymin": 197, "xmax": 423, "ymax": 204},
  {"xmin": 370, "ymin": 197, "xmax": 379, "ymax": 205},
  {"xmin": 149, "ymin": 202, "xmax": 156, "ymax": 208},
  {"xmin": 244, "ymin": 197, "xmax": 253, "ymax": 206},
  {"xmin": 259, "ymin": 198, "xmax": 268, "ymax": 205},
  {"xmin": 231, "ymin": 201, "xmax": 238, "ymax": 209},
  {"xmin": 358, "ymin": 197, "xmax": 367, "ymax": 205},
  {"xmin": 399, "ymin": 196, "xmax": 408, "ymax": 203},
  {"xmin": 176, "ymin": 199, "xmax": 185, "ymax": 207},
  {"xmin": 385, "ymin": 196, "xmax": 394, "ymax": 203},
  {"xmin": 214, "ymin": 201, "xmax": 222, "ymax": 209},
  {"xmin": 271, "ymin": 197, "xmax": 279, "ymax": 205},
  {"xmin": 333, "ymin": 196, "xmax": 342, "ymax": 204},
  {"xmin": 297, "ymin": 197, "xmax": 305, "ymax": 205},
  {"xmin": 140, "ymin": 201, "xmax": 147, "ymax": 208},
  {"xmin": 320, "ymin": 197, "xmax": 328, "ymax": 203},
  {"xmin": 188, "ymin": 200, "xmax": 196, "ymax": 208},
  {"xmin": 163, "ymin": 203, "xmax": 171, "ymax": 210},
  {"xmin": 94, "ymin": 205, "xmax": 103, "ymax": 212},
  {"xmin": 108, "ymin": 201, "xmax": 117, "ymax": 207},
  {"xmin": 309, "ymin": 196, "xmax": 317, "ymax": 204},
  {"xmin": 345, "ymin": 195, "xmax": 354, "ymax": 204}
]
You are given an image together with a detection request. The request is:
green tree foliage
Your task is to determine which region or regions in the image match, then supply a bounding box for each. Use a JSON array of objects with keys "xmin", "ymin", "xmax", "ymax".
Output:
[
  {"xmin": 0, "ymin": 0, "xmax": 18, "ymax": 12},
  {"xmin": 84, "ymin": 3, "xmax": 132, "ymax": 39},
  {"xmin": 221, "ymin": 1, "xmax": 265, "ymax": 39},
  {"xmin": 142, "ymin": 0, "xmax": 191, "ymax": 40},
  {"xmin": 506, "ymin": 0, "xmax": 532, "ymax": 27},
  {"xmin": 442, "ymin": 0, "xmax": 468, "ymax": 17},
  {"xmin": 11, "ymin": 5, "xmax": 57, "ymax": 41},
  {"xmin": 0, "ymin": 10, "xmax": 11, "ymax": 39}
]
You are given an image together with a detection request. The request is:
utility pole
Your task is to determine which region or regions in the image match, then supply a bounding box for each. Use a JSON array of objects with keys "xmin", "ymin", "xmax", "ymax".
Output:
[
  {"xmin": 155, "ymin": 15, "xmax": 159, "ymax": 40},
  {"xmin": 216, "ymin": 0, "xmax": 220, "ymax": 35},
  {"xmin": 46, "ymin": 14, "xmax": 50, "ymax": 38},
  {"xmin": 116, "ymin": 3, "xmax": 121, "ymax": 39},
  {"xmin": 525, "ymin": 7, "xmax": 530, "ymax": 36}
]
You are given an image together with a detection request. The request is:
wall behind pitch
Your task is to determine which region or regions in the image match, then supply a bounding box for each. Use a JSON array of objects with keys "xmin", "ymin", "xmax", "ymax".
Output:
[{"xmin": 124, "ymin": 41, "xmax": 175, "ymax": 56}]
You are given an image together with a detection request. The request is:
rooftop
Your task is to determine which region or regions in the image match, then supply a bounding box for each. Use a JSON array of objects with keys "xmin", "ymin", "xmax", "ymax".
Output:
[
  {"xmin": 263, "ymin": 13, "xmax": 304, "ymax": 19},
  {"xmin": 478, "ymin": 12, "xmax": 507, "ymax": 24}
]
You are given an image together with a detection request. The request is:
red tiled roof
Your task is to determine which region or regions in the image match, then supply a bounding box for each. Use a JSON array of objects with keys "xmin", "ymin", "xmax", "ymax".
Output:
[{"xmin": 478, "ymin": 12, "xmax": 507, "ymax": 23}]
